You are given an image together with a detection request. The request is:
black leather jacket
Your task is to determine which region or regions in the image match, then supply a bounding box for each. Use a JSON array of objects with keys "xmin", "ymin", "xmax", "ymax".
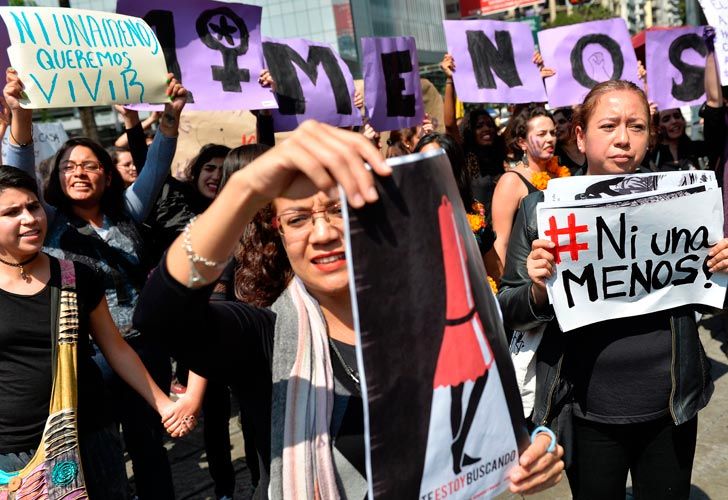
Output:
[{"xmin": 497, "ymin": 191, "xmax": 715, "ymax": 429}]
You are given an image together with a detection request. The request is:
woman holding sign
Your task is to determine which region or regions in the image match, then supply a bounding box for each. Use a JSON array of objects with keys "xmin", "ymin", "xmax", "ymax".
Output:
[
  {"xmin": 133, "ymin": 120, "xmax": 565, "ymax": 498},
  {"xmin": 498, "ymin": 80, "xmax": 722, "ymax": 499},
  {"xmin": 4, "ymin": 69, "xmax": 189, "ymax": 499}
]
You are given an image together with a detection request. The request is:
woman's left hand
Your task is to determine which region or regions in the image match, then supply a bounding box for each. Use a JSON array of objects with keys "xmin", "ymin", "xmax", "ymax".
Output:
[
  {"xmin": 508, "ymin": 433, "xmax": 565, "ymax": 495},
  {"xmin": 160, "ymin": 397, "xmax": 200, "ymax": 438},
  {"xmin": 707, "ymin": 238, "xmax": 728, "ymax": 273}
]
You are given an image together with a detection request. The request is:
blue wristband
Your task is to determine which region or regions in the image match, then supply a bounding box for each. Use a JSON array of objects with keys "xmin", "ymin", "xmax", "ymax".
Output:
[{"xmin": 530, "ymin": 425, "xmax": 557, "ymax": 453}]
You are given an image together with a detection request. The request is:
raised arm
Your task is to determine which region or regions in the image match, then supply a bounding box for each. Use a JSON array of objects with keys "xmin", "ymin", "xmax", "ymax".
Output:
[
  {"xmin": 123, "ymin": 76, "xmax": 186, "ymax": 223},
  {"xmin": 164, "ymin": 121, "xmax": 390, "ymax": 289},
  {"xmin": 441, "ymin": 53, "xmax": 462, "ymax": 143}
]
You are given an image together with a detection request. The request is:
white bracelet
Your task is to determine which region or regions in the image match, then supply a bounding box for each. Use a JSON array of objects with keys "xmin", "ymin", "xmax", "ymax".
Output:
[{"xmin": 183, "ymin": 216, "xmax": 230, "ymax": 287}]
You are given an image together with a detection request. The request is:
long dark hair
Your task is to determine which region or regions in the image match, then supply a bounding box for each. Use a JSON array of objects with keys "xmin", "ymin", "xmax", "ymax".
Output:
[
  {"xmin": 220, "ymin": 144, "xmax": 271, "ymax": 189},
  {"xmin": 0, "ymin": 166, "xmax": 39, "ymax": 197},
  {"xmin": 45, "ymin": 137, "xmax": 126, "ymax": 219},
  {"xmin": 184, "ymin": 143, "xmax": 231, "ymax": 190},
  {"xmin": 414, "ymin": 133, "xmax": 473, "ymax": 209}
]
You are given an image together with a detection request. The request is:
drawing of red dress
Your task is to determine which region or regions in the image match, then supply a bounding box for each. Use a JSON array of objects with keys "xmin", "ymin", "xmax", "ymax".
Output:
[{"xmin": 433, "ymin": 196, "xmax": 494, "ymax": 388}]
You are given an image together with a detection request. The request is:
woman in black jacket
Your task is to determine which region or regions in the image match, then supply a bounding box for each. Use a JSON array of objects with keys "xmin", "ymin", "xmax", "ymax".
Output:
[{"xmin": 498, "ymin": 80, "xmax": 727, "ymax": 499}]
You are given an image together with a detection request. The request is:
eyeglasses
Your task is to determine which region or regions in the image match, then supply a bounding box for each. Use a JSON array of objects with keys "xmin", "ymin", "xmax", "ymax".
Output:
[
  {"xmin": 273, "ymin": 202, "xmax": 343, "ymax": 235},
  {"xmin": 61, "ymin": 160, "xmax": 103, "ymax": 174}
]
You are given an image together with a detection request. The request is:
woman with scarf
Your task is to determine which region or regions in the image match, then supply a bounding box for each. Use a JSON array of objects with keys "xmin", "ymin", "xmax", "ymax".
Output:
[
  {"xmin": 134, "ymin": 120, "xmax": 564, "ymax": 498},
  {"xmin": 5, "ymin": 68, "xmax": 188, "ymax": 499}
]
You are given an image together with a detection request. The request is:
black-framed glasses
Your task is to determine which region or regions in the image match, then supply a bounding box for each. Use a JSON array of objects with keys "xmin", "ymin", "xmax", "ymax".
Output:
[
  {"xmin": 273, "ymin": 202, "xmax": 343, "ymax": 235},
  {"xmin": 60, "ymin": 160, "xmax": 103, "ymax": 174}
]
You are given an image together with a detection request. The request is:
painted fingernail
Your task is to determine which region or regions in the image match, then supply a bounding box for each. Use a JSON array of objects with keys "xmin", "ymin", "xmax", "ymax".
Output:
[{"xmin": 19, "ymin": 91, "xmax": 28, "ymax": 100}]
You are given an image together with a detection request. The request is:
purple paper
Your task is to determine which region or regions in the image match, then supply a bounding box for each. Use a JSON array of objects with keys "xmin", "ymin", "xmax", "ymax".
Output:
[
  {"xmin": 262, "ymin": 37, "xmax": 361, "ymax": 132},
  {"xmin": 0, "ymin": 0, "xmax": 10, "ymax": 78},
  {"xmin": 116, "ymin": 0, "xmax": 276, "ymax": 111},
  {"xmin": 646, "ymin": 27, "xmax": 707, "ymax": 110},
  {"xmin": 442, "ymin": 20, "xmax": 546, "ymax": 104},
  {"xmin": 538, "ymin": 18, "xmax": 642, "ymax": 108},
  {"xmin": 362, "ymin": 36, "xmax": 423, "ymax": 131}
]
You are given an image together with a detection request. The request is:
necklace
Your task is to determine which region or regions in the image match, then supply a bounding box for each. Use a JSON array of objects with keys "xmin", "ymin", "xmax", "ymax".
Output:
[
  {"xmin": 328, "ymin": 336, "xmax": 361, "ymax": 393},
  {"xmin": 0, "ymin": 253, "xmax": 39, "ymax": 280}
]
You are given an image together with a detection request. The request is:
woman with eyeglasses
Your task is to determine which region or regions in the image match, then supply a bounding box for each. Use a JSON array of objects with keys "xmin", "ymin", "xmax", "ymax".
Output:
[
  {"xmin": 134, "ymin": 120, "xmax": 565, "ymax": 498},
  {"xmin": 4, "ymin": 68, "xmax": 188, "ymax": 499}
]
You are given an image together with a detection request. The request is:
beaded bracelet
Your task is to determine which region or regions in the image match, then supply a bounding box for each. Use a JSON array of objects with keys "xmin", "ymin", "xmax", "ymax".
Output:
[{"xmin": 183, "ymin": 216, "xmax": 230, "ymax": 287}]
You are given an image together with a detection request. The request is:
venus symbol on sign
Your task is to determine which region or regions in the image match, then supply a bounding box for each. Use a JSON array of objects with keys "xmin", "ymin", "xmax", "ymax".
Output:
[
  {"xmin": 544, "ymin": 213, "xmax": 590, "ymax": 263},
  {"xmin": 196, "ymin": 7, "xmax": 251, "ymax": 93}
]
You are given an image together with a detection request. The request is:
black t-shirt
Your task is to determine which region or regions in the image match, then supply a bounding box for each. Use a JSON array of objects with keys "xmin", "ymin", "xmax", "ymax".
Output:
[
  {"xmin": 564, "ymin": 311, "xmax": 673, "ymax": 424},
  {"xmin": 0, "ymin": 257, "xmax": 107, "ymax": 453}
]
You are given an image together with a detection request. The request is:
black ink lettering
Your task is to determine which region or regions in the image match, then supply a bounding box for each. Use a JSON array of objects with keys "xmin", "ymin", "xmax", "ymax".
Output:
[
  {"xmin": 466, "ymin": 30, "xmax": 523, "ymax": 89},
  {"xmin": 630, "ymin": 225, "xmax": 638, "ymax": 259},
  {"xmin": 671, "ymin": 227, "xmax": 692, "ymax": 253},
  {"xmin": 703, "ymin": 254, "xmax": 714, "ymax": 288},
  {"xmin": 669, "ymin": 34, "xmax": 707, "ymax": 102},
  {"xmin": 144, "ymin": 10, "xmax": 194, "ymax": 102},
  {"xmin": 196, "ymin": 7, "xmax": 250, "ymax": 92},
  {"xmin": 570, "ymin": 34, "xmax": 624, "ymax": 88},
  {"xmin": 597, "ymin": 214, "xmax": 625, "ymax": 259},
  {"xmin": 262, "ymin": 42, "xmax": 352, "ymax": 116},
  {"xmin": 381, "ymin": 50, "xmax": 415, "ymax": 117},
  {"xmin": 563, "ymin": 263, "xmax": 598, "ymax": 308},
  {"xmin": 629, "ymin": 260, "xmax": 653, "ymax": 297},
  {"xmin": 689, "ymin": 226, "xmax": 710, "ymax": 250},
  {"xmin": 652, "ymin": 261, "xmax": 673, "ymax": 289},
  {"xmin": 673, "ymin": 254, "xmax": 700, "ymax": 285},
  {"xmin": 602, "ymin": 265, "xmax": 627, "ymax": 299},
  {"xmin": 651, "ymin": 231, "xmax": 670, "ymax": 256}
]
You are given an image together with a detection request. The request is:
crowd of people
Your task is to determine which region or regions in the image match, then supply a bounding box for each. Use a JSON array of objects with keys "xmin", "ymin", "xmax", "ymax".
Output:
[{"xmin": 0, "ymin": 18, "xmax": 727, "ymax": 500}]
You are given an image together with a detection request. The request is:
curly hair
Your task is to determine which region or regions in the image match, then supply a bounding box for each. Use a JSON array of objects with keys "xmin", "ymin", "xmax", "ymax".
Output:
[
  {"xmin": 503, "ymin": 104, "xmax": 554, "ymax": 158},
  {"xmin": 233, "ymin": 204, "xmax": 293, "ymax": 307}
]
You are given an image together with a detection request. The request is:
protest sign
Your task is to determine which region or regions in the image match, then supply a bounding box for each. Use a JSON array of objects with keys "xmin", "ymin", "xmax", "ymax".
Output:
[
  {"xmin": 262, "ymin": 37, "xmax": 361, "ymax": 132},
  {"xmin": 362, "ymin": 36, "xmax": 424, "ymax": 131},
  {"xmin": 537, "ymin": 182, "xmax": 727, "ymax": 332},
  {"xmin": 646, "ymin": 27, "xmax": 707, "ymax": 110},
  {"xmin": 698, "ymin": 0, "xmax": 728, "ymax": 85},
  {"xmin": 1, "ymin": 121, "xmax": 68, "ymax": 166},
  {"xmin": 538, "ymin": 18, "xmax": 642, "ymax": 108},
  {"xmin": 0, "ymin": 7, "xmax": 168, "ymax": 108},
  {"xmin": 116, "ymin": 0, "xmax": 275, "ymax": 111},
  {"xmin": 543, "ymin": 171, "xmax": 717, "ymax": 203},
  {"xmin": 443, "ymin": 19, "xmax": 547, "ymax": 104},
  {"xmin": 346, "ymin": 149, "xmax": 528, "ymax": 499}
]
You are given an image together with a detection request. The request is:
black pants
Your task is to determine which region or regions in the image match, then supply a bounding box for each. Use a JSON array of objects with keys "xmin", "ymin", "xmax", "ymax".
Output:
[{"xmin": 567, "ymin": 415, "xmax": 697, "ymax": 500}]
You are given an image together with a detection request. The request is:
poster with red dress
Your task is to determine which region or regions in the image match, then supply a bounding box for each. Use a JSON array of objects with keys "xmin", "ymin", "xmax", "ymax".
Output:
[{"xmin": 345, "ymin": 149, "xmax": 528, "ymax": 499}]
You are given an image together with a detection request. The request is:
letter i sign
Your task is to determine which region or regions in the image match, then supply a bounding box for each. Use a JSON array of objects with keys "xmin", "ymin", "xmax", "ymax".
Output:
[{"xmin": 544, "ymin": 213, "xmax": 590, "ymax": 263}]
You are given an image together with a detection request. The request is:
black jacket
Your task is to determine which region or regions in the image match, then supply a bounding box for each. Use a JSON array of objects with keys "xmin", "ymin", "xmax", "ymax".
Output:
[{"xmin": 497, "ymin": 191, "xmax": 714, "ymax": 432}]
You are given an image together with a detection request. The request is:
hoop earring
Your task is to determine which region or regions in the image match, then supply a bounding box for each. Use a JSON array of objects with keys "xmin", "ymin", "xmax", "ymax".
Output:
[{"xmin": 521, "ymin": 150, "xmax": 528, "ymax": 165}]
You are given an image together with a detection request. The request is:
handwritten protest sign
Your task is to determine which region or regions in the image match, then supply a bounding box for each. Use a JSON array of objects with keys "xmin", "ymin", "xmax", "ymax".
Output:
[
  {"xmin": 646, "ymin": 27, "xmax": 707, "ymax": 110},
  {"xmin": 443, "ymin": 19, "xmax": 546, "ymax": 104},
  {"xmin": 362, "ymin": 36, "xmax": 423, "ymax": 131},
  {"xmin": 347, "ymin": 150, "xmax": 527, "ymax": 498},
  {"xmin": 1, "ymin": 121, "xmax": 68, "ymax": 165},
  {"xmin": 116, "ymin": 0, "xmax": 275, "ymax": 111},
  {"xmin": 698, "ymin": 0, "xmax": 728, "ymax": 85},
  {"xmin": 0, "ymin": 7, "xmax": 168, "ymax": 108},
  {"xmin": 538, "ymin": 18, "xmax": 642, "ymax": 108},
  {"xmin": 537, "ymin": 180, "xmax": 727, "ymax": 332},
  {"xmin": 262, "ymin": 37, "xmax": 361, "ymax": 132}
]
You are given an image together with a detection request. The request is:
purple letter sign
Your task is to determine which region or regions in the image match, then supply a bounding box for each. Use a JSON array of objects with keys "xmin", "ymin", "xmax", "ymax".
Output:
[
  {"xmin": 362, "ymin": 36, "xmax": 424, "ymax": 132},
  {"xmin": 646, "ymin": 27, "xmax": 707, "ymax": 110},
  {"xmin": 262, "ymin": 38, "xmax": 361, "ymax": 132},
  {"xmin": 442, "ymin": 19, "xmax": 546, "ymax": 104},
  {"xmin": 116, "ymin": 0, "xmax": 275, "ymax": 111},
  {"xmin": 538, "ymin": 18, "xmax": 642, "ymax": 108}
]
